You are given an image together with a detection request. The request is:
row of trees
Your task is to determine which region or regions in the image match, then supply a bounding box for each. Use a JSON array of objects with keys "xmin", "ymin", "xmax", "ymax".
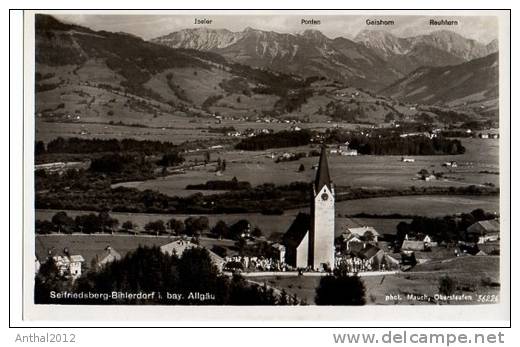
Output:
[
  {"xmin": 186, "ymin": 177, "xmax": 251, "ymax": 191},
  {"xmin": 234, "ymin": 128, "xmax": 465, "ymax": 155},
  {"xmin": 235, "ymin": 130, "xmax": 313, "ymax": 151},
  {"xmin": 36, "ymin": 211, "xmax": 120, "ymax": 234},
  {"xmin": 39, "ymin": 137, "xmax": 179, "ymax": 155},
  {"xmin": 36, "ymin": 211, "xmax": 263, "ymax": 241}
]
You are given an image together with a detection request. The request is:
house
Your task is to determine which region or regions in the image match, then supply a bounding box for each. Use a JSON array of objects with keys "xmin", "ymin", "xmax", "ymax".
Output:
[
  {"xmin": 467, "ymin": 220, "xmax": 500, "ymax": 244},
  {"xmin": 421, "ymin": 235, "xmax": 432, "ymax": 243},
  {"xmin": 340, "ymin": 149, "xmax": 358, "ymax": 156},
  {"xmin": 401, "ymin": 240, "xmax": 426, "ymax": 251},
  {"xmin": 160, "ymin": 239, "xmax": 225, "ymax": 270},
  {"xmin": 337, "ymin": 233, "xmax": 363, "ymax": 251},
  {"xmin": 351, "ymin": 244, "xmax": 400, "ymax": 270},
  {"xmin": 95, "ymin": 246, "xmax": 121, "ymax": 268},
  {"xmin": 338, "ymin": 145, "xmax": 358, "ymax": 156},
  {"xmin": 443, "ymin": 161, "xmax": 458, "ymax": 168},
  {"xmin": 356, "ymin": 244, "xmax": 384, "ymax": 263},
  {"xmin": 346, "ymin": 226, "xmax": 379, "ymax": 242},
  {"xmin": 52, "ymin": 254, "xmax": 85, "ymax": 279},
  {"xmin": 420, "ymin": 173, "xmax": 437, "ymax": 181}
]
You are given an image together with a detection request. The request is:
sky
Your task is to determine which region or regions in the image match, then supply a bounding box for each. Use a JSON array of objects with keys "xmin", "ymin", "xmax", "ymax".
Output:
[{"xmin": 53, "ymin": 13, "xmax": 499, "ymax": 44}]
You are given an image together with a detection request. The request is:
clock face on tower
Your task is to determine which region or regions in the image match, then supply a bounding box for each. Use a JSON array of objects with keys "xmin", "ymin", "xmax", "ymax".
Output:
[{"xmin": 321, "ymin": 192, "xmax": 329, "ymax": 201}]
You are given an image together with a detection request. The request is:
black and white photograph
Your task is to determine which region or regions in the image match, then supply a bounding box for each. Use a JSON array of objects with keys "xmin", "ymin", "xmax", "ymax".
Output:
[{"xmin": 25, "ymin": 10, "xmax": 509, "ymax": 318}]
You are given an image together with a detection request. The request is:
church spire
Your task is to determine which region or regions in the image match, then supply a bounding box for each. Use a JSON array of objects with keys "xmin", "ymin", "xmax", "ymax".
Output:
[{"xmin": 314, "ymin": 145, "xmax": 331, "ymax": 192}]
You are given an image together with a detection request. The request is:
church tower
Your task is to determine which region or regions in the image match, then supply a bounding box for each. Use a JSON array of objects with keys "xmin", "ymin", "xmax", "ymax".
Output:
[{"xmin": 309, "ymin": 146, "xmax": 335, "ymax": 270}]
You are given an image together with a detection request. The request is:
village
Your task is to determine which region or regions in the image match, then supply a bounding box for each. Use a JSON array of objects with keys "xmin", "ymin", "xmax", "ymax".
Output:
[{"xmin": 35, "ymin": 147, "xmax": 500, "ymax": 305}]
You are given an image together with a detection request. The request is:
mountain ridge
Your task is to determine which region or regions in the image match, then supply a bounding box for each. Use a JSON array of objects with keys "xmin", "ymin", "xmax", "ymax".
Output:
[{"xmin": 380, "ymin": 52, "xmax": 499, "ymax": 111}]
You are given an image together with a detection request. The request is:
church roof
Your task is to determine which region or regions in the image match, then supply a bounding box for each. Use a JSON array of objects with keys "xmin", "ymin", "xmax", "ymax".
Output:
[
  {"xmin": 314, "ymin": 146, "xmax": 331, "ymax": 192},
  {"xmin": 282, "ymin": 213, "xmax": 311, "ymax": 249}
]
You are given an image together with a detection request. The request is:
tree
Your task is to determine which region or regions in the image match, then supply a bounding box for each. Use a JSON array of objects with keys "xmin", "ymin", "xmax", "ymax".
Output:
[
  {"xmin": 185, "ymin": 216, "xmax": 209, "ymax": 236},
  {"xmin": 157, "ymin": 152, "xmax": 184, "ymax": 167},
  {"xmin": 167, "ymin": 218, "xmax": 184, "ymax": 235},
  {"xmin": 204, "ymin": 151, "xmax": 211, "ymax": 164},
  {"xmin": 122, "ymin": 221, "xmax": 134, "ymax": 234},
  {"xmin": 438, "ymin": 275, "xmax": 456, "ymax": 299},
  {"xmin": 298, "ymin": 163, "xmax": 305, "ymax": 172},
  {"xmin": 279, "ymin": 289, "xmax": 290, "ymax": 305},
  {"xmin": 34, "ymin": 257, "xmax": 66, "ymax": 304},
  {"xmin": 98, "ymin": 211, "xmax": 118, "ymax": 233},
  {"xmin": 363, "ymin": 230, "xmax": 375, "ymax": 242},
  {"xmin": 144, "ymin": 220, "xmax": 166, "ymax": 236},
  {"xmin": 230, "ymin": 219, "xmax": 251, "ymax": 240},
  {"xmin": 35, "ymin": 220, "xmax": 55, "ymax": 234},
  {"xmin": 173, "ymin": 219, "xmax": 186, "ymax": 235},
  {"xmin": 251, "ymin": 227, "xmax": 263, "ymax": 238},
  {"xmin": 315, "ymin": 270, "xmax": 366, "ymax": 305},
  {"xmin": 51, "ymin": 211, "xmax": 74, "ymax": 234},
  {"xmin": 35, "ymin": 141, "xmax": 46, "ymax": 156},
  {"xmin": 74, "ymin": 213, "xmax": 102, "ymax": 234},
  {"xmin": 235, "ymin": 238, "xmax": 247, "ymax": 256},
  {"xmin": 211, "ymin": 245, "xmax": 228, "ymax": 258},
  {"xmin": 211, "ymin": 220, "xmax": 229, "ymax": 239}
]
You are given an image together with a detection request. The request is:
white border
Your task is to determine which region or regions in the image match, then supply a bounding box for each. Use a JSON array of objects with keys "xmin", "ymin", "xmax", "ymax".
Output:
[{"xmin": 18, "ymin": 9, "xmax": 510, "ymax": 326}]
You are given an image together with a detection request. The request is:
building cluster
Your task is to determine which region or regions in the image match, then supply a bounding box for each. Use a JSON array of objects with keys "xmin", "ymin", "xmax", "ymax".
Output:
[
  {"xmin": 35, "ymin": 239, "xmax": 228, "ymax": 280},
  {"xmin": 35, "ymin": 245, "xmax": 121, "ymax": 280},
  {"xmin": 398, "ymin": 219, "xmax": 500, "ymax": 263},
  {"xmin": 226, "ymin": 128, "xmax": 273, "ymax": 138},
  {"xmin": 335, "ymin": 227, "xmax": 399, "ymax": 272},
  {"xmin": 223, "ymin": 255, "xmax": 288, "ymax": 272},
  {"xmin": 329, "ymin": 143, "xmax": 358, "ymax": 156},
  {"xmin": 479, "ymin": 133, "xmax": 500, "ymax": 139}
]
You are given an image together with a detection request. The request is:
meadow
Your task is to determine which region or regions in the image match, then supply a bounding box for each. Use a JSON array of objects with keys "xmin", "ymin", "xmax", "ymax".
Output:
[
  {"xmin": 253, "ymin": 256, "xmax": 500, "ymax": 305},
  {"xmin": 110, "ymin": 138, "xmax": 499, "ymax": 199}
]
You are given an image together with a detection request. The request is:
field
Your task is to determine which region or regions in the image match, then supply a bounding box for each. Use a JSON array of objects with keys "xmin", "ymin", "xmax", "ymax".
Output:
[
  {"xmin": 335, "ymin": 195, "xmax": 500, "ymax": 217},
  {"xmin": 110, "ymin": 138, "xmax": 500, "ymax": 199},
  {"xmin": 253, "ymin": 256, "xmax": 500, "ymax": 305}
]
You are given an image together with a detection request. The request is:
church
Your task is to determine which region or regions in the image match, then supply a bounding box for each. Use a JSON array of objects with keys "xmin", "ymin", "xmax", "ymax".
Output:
[{"xmin": 283, "ymin": 146, "xmax": 335, "ymax": 271}]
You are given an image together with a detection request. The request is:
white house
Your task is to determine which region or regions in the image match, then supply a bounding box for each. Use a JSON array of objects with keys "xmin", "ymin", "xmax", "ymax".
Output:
[{"xmin": 52, "ymin": 254, "xmax": 85, "ymax": 279}]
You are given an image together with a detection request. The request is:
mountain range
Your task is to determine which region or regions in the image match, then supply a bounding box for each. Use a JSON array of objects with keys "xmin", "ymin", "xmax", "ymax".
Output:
[
  {"xmin": 152, "ymin": 27, "xmax": 498, "ymax": 85},
  {"xmin": 35, "ymin": 14, "xmax": 499, "ymax": 125},
  {"xmin": 153, "ymin": 28, "xmax": 400, "ymax": 90}
]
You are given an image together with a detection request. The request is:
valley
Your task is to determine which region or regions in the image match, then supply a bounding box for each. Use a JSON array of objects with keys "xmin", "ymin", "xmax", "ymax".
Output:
[{"xmin": 32, "ymin": 14, "xmax": 504, "ymax": 308}]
